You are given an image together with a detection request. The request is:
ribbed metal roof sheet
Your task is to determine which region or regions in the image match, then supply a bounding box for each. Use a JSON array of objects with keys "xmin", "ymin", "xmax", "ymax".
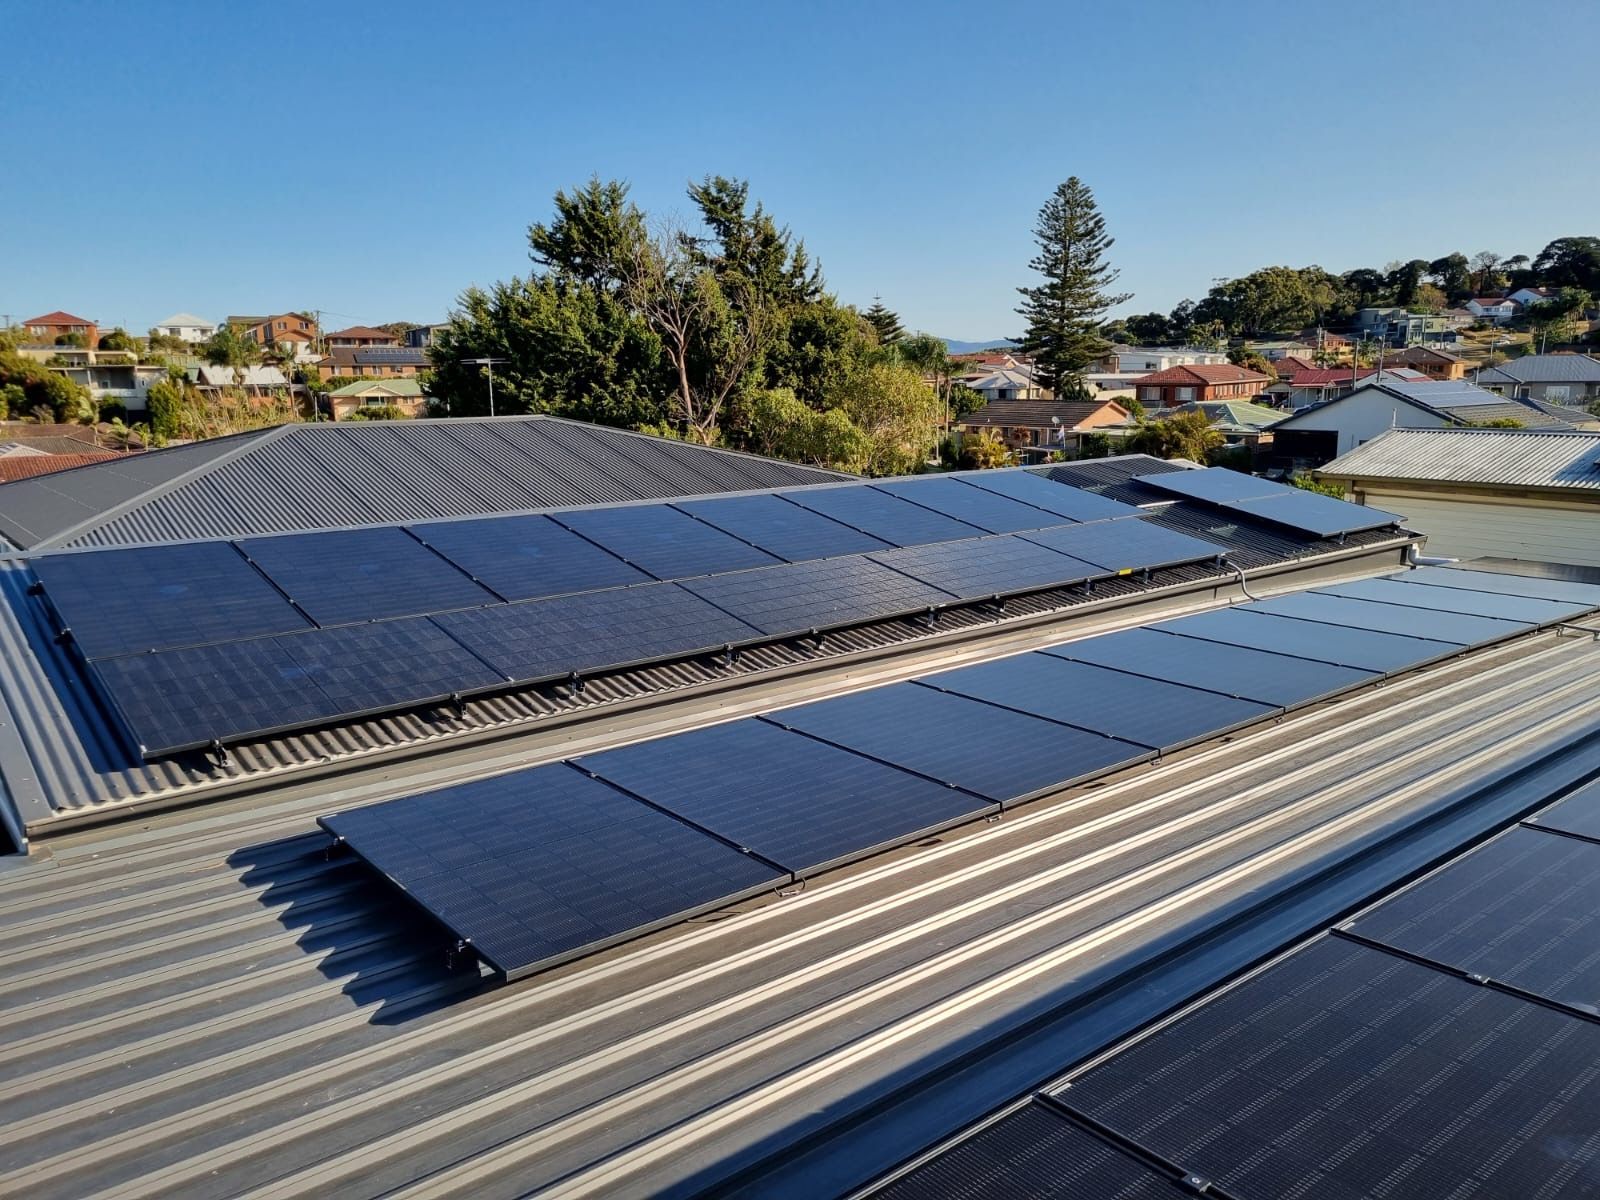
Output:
[{"xmin": 1320, "ymin": 427, "xmax": 1600, "ymax": 491}]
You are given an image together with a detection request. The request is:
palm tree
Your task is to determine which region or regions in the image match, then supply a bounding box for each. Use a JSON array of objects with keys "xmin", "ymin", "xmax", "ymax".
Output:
[{"xmin": 203, "ymin": 325, "xmax": 261, "ymax": 388}]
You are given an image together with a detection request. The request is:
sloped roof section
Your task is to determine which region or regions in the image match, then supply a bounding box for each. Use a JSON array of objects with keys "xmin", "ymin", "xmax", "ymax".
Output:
[
  {"xmin": 0, "ymin": 417, "xmax": 853, "ymax": 550},
  {"xmin": 1320, "ymin": 427, "xmax": 1600, "ymax": 491},
  {"xmin": 1477, "ymin": 353, "xmax": 1600, "ymax": 385}
]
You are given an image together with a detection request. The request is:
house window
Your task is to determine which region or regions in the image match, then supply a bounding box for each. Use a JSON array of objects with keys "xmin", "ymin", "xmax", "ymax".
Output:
[
  {"xmin": 1140, "ymin": 387, "xmax": 1160, "ymax": 402},
  {"xmin": 1546, "ymin": 386, "xmax": 1571, "ymax": 402},
  {"xmin": 1176, "ymin": 387, "xmax": 1196, "ymax": 402}
]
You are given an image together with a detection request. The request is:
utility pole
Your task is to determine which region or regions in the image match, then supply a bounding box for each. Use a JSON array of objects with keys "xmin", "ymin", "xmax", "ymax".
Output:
[{"xmin": 460, "ymin": 357, "xmax": 506, "ymax": 417}]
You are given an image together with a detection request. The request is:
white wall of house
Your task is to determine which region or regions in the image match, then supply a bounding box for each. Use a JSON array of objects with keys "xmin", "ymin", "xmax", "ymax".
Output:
[
  {"xmin": 1276, "ymin": 389, "xmax": 1450, "ymax": 458},
  {"xmin": 1113, "ymin": 348, "xmax": 1228, "ymax": 372},
  {"xmin": 1354, "ymin": 489, "xmax": 1600, "ymax": 566},
  {"xmin": 154, "ymin": 322, "xmax": 216, "ymax": 343}
]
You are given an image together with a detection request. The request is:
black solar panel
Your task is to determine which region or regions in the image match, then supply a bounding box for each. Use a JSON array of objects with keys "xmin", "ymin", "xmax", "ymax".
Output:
[
  {"xmin": 1347, "ymin": 826, "xmax": 1600, "ymax": 1011},
  {"xmin": 1056, "ymin": 936, "xmax": 1600, "ymax": 1200},
  {"xmin": 779, "ymin": 485, "xmax": 986, "ymax": 546},
  {"xmin": 1020, "ymin": 521, "xmax": 1226, "ymax": 575},
  {"xmin": 678, "ymin": 557, "xmax": 952, "ymax": 637},
  {"xmin": 673, "ymin": 493, "xmax": 892, "ymax": 562},
  {"xmin": 1528, "ymin": 778, "xmax": 1600, "ymax": 843},
  {"xmin": 319, "ymin": 764, "xmax": 785, "ymax": 980},
  {"xmin": 410, "ymin": 514, "xmax": 651, "ymax": 601},
  {"xmin": 1133, "ymin": 467, "xmax": 1284, "ymax": 504},
  {"xmin": 238, "ymin": 527, "xmax": 497, "ymax": 625},
  {"xmin": 870, "ymin": 1102, "xmax": 1193, "ymax": 1200},
  {"xmin": 1228, "ymin": 489, "xmax": 1400, "ymax": 539},
  {"xmin": 1051, "ymin": 626, "xmax": 1378, "ymax": 707},
  {"xmin": 953, "ymin": 471, "xmax": 1145, "ymax": 523},
  {"xmin": 30, "ymin": 542, "xmax": 312, "ymax": 658},
  {"xmin": 575, "ymin": 719, "xmax": 992, "ymax": 875},
  {"xmin": 1408, "ymin": 565, "xmax": 1600, "ymax": 608},
  {"xmin": 90, "ymin": 618, "xmax": 503, "ymax": 755},
  {"xmin": 923, "ymin": 652, "xmax": 1273, "ymax": 751},
  {"xmin": 1255, "ymin": 590, "xmax": 1530, "ymax": 646},
  {"xmin": 866, "ymin": 535, "xmax": 1102, "ymax": 601},
  {"xmin": 553, "ymin": 503, "xmax": 781, "ymax": 579},
  {"xmin": 1316, "ymin": 575, "xmax": 1593, "ymax": 625},
  {"xmin": 872, "ymin": 476, "xmax": 1066, "ymax": 533},
  {"xmin": 432, "ymin": 583, "xmax": 759, "ymax": 682},
  {"xmin": 1154, "ymin": 607, "xmax": 1459, "ymax": 672},
  {"xmin": 770, "ymin": 682, "xmax": 1147, "ymax": 804}
]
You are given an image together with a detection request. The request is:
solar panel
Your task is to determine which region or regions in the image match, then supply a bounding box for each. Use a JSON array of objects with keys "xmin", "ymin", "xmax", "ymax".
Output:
[
  {"xmin": 869, "ymin": 1102, "xmax": 1193, "ymax": 1200},
  {"xmin": 1528, "ymin": 778, "xmax": 1600, "ymax": 843},
  {"xmin": 30, "ymin": 542, "xmax": 312, "ymax": 658},
  {"xmin": 1056, "ymin": 937, "xmax": 1600, "ymax": 1200},
  {"xmin": 1133, "ymin": 467, "xmax": 1285, "ymax": 504},
  {"xmin": 1020, "ymin": 521, "xmax": 1226, "ymax": 575},
  {"xmin": 872, "ymin": 476, "xmax": 1066, "ymax": 533},
  {"xmin": 1405, "ymin": 565, "xmax": 1600, "ymax": 608},
  {"xmin": 553, "ymin": 504, "xmax": 781, "ymax": 579},
  {"xmin": 1253, "ymin": 590, "xmax": 1530, "ymax": 646},
  {"xmin": 923, "ymin": 652, "xmax": 1272, "ymax": 752},
  {"xmin": 410, "ymin": 514, "xmax": 651, "ymax": 601},
  {"xmin": 1347, "ymin": 826, "xmax": 1600, "ymax": 1011},
  {"xmin": 238, "ymin": 528, "xmax": 497, "ymax": 625},
  {"xmin": 432, "ymin": 583, "xmax": 760, "ymax": 683},
  {"xmin": 575, "ymin": 719, "xmax": 992, "ymax": 875},
  {"xmin": 89, "ymin": 618, "xmax": 504, "ymax": 756},
  {"xmin": 866, "ymin": 535, "xmax": 1102, "ymax": 601},
  {"xmin": 1050, "ymin": 626, "xmax": 1378, "ymax": 707},
  {"xmin": 779, "ymin": 484, "xmax": 987, "ymax": 546},
  {"xmin": 672, "ymin": 493, "xmax": 892, "ymax": 562},
  {"xmin": 1227, "ymin": 490, "xmax": 1400, "ymax": 539},
  {"xmin": 1316, "ymin": 575, "xmax": 1593, "ymax": 625},
  {"xmin": 770, "ymin": 682, "xmax": 1147, "ymax": 805},
  {"xmin": 677, "ymin": 557, "xmax": 952, "ymax": 637},
  {"xmin": 1153, "ymin": 607, "xmax": 1458, "ymax": 672},
  {"xmin": 953, "ymin": 471, "xmax": 1145, "ymax": 523},
  {"xmin": 320, "ymin": 764, "xmax": 785, "ymax": 980}
]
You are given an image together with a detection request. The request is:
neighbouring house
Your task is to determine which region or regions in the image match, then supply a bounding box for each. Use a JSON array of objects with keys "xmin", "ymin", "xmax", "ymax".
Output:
[
  {"xmin": 151, "ymin": 313, "xmax": 218, "ymax": 344},
  {"xmin": 324, "ymin": 325, "xmax": 400, "ymax": 349},
  {"xmin": 1245, "ymin": 340, "xmax": 1314, "ymax": 362},
  {"xmin": 188, "ymin": 364, "xmax": 296, "ymax": 396},
  {"xmin": 1266, "ymin": 366, "xmax": 1432, "ymax": 410},
  {"xmin": 1093, "ymin": 345, "xmax": 1230, "ymax": 374},
  {"xmin": 316, "ymin": 346, "xmax": 430, "ymax": 381},
  {"xmin": 1273, "ymin": 355, "xmax": 1318, "ymax": 376},
  {"xmin": 1318, "ymin": 426, "xmax": 1600, "ymax": 565},
  {"xmin": 21, "ymin": 346, "xmax": 166, "ymax": 413},
  {"xmin": 1474, "ymin": 353, "xmax": 1600, "ymax": 406},
  {"xmin": 962, "ymin": 367, "xmax": 1047, "ymax": 404},
  {"xmin": 1266, "ymin": 378, "xmax": 1575, "ymax": 468},
  {"xmin": 1167, "ymin": 400, "xmax": 1282, "ymax": 450},
  {"xmin": 1355, "ymin": 307, "xmax": 1407, "ymax": 332},
  {"xmin": 1131, "ymin": 364, "xmax": 1271, "ymax": 408},
  {"xmin": 956, "ymin": 397, "xmax": 1131, "ymax": 458},
  {"xmin": 1508, "ymin": 286, "xmax": 1561, "ymax": 309},
  {"xmin": 1386, "ymin": 346, "xmax": 1468, "ymax": 381},
  {"xmin": 0, "ymin": 445, "xmax": 125, "ymax": 482},
  {"xmin": 232, "ymin": 313, "xmax": 319, "ymax": 350},
  {"xmin": 22, "ymin": 310, "xmax": 98, "ymax": 346},
  {"xmin": 406, "ymin": 324, "xmax": 448, "ymax": 349},
  {"xmin": 327, "ymin": 378, "xmax": 431, "ymax": 420},
  {"xmin": 1466, "ymin": 297, "xmax": 1518, "ymax": 323}
]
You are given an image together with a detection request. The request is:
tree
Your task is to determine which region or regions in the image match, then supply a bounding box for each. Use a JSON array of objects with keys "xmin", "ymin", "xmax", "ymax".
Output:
[
  {"xmin": 1015, "ymin": 177, "xmax": 1130, "ymax": 395},
  {"xmin": 1532, "ymin": 237, "xmax": 1600, "ymax": 293},
  {"xmin": 1340, "ymin": 268, "xmax": 1391, "ymax": 310},
  {"xmin": 828, "ymin": 363, "xmax": 942, "ymax": 475},
  {"xmin": 958, "ymin": 430, "xmax": 1009, "ymax": 469},
  {"xmin": 0, "ymin": 348, "xmax": 93, "ymax": 422},
  {"xmin": 1386, "ymin": 259, "xmax": 1432, "ymax": 307},
  {"xmin": 1526, "ymin": 287, "xmax": 1592, "ymax": 349},
  {"xmin": 1469, "ymin": 251, "xmax": 1504, "ymax": 295},
  {"xmin": 98, "ymin": 327, "xmax": 136, "ymax": 353},
  {"xmin": 1228, "ymin": 347, "xmax": 1277, "ymax": 378},
  {"xmin": 744, "ymin": 386, "xmax": 867, "ymax": 470},
  {"xmin": 1195, "ymin": 267, "xmax": 1323, "ymax": 336},
  {"xmin": 863, "ymin": 298, "xmax": 905, "ymax": 346},
  {"xmin": 1427, "ymin": 253, "xmax": 1472, "ymax": 303},
  {"xmin": 203, "ymin": 324, "xmax": 261, "ymax": 387},
  {"xmin": 1125, "ymin": 410, "xmax": 1223, "ymax": 462},
  {"xmin": 1413, "ymin": 283, "xmax": 1447, "ymax": 313},
  {"xmin": 528, "ymin": 175, "xmax": 647, "ymax": 292},
  {"xmin": 54, "ymin": 332, "xmax": 87, "ymax": 347},
  {"xmin": 1122, "ymin": 311, "xmax": 1175, "ymax": 345}
]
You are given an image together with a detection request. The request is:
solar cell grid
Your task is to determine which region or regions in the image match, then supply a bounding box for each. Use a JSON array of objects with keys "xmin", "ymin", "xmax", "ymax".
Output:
[
  {"xmin": 1409, "ymin": 565, "xmax": 1600, "ymax": 608},
  {"xmin": 872, "ymin": 476, "xmax": 1067, "ymax": 533},
  {"xmin": 1527, "ymin": 778, "xmax": 1600, "ymax": 843},
  {"xmin": 1252, "ymin": 590, "xmax": 1529, "ymax": 646},
  {"xmin": 553, "ymin": 503, "xmax": 781, "ymax": 579},
  {"xmin": 1133, "ymin": 467, "xmax": 1287, "ymax": 504},
  {"xmin": 865, "ymin": 535, "xmax": 1102, "ymax": 601},
  {"xmin": 576, "ymin": 718, "xmax": 992, "ymax": 875},
  {"xmin": 31, "ymin": 541, "xmax": 312, "ymax": 658},
  {"xmin": 777, "ymin": 484, "xmax": 986, "ymax": 546},
  {"xmin": 953, "ymin": 470, "xmax": 1145, "ymax": 523},
  {"xmin": 672, "ymin": 493, "xmax": 892, "ymax": 562},
  {"xmin": 1315, "ymin": 575, "xmax": 1592, "ymax": 625},
  {"xmin": 238, "ymin": 527, "xmax": 497, "ymax": 625},
  {"xmin": 677, "ymin": 556, "xmax": 952, "ymax": 637},
  {"xmin": 1226, "ymin": 490, "xmax": 1400, "ymax": 539},
  {"xmin": 319, "ymin": 765, "xmax": 785, "ymax": 979},
  {"xmin": 1019, "ymin": 521, "xmax": 1225, "ymax": 575},
  {"xmin": 1155, "ymin": 606, "xmax": 1459, "ymax": 672},
  {"xmin": 410, "ymin": 514, "xmax": 650, "ymax": 601}
]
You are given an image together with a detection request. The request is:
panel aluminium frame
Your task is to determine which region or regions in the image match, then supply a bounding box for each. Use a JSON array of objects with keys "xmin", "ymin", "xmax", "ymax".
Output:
[
  {"xmin": 951, "ymin": 470, "xmax": 1146, "ymax": 524},
  {"xmin": 871, "ymin": 476, "xmax": 1071, "ymax": 534}
]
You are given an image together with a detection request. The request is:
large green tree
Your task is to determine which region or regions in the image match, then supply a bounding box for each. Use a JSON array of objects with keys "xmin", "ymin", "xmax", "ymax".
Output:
[
  {"xmin": 863, "ymin": 299, "xmax": 905, "ymax": 346},
  {"xmin": 202, "ymin": 324, "xmax": 261, "ymax": 387},
  {"xmin": 1015, "ymin": 177, "xmax": 1130, "ymax": 395}
]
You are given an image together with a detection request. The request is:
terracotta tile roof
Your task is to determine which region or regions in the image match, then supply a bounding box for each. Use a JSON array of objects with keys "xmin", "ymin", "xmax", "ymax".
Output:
[
  {"xmin": 1131, "ymin": 364, "xmax": 1271, "ymax": 386},
  {"xmin": 324, "ymin": 326, "xmax": 397, "ymax": 340},
  {"xmin": 0, "ymin": 452, "xmax": 124, "ymax": 483},
  {"xmin": 23, "ymin": 310, "xmax": 94, "ymax": 326},
  {"xmin": 957, "ymin": 399, "xmax": 1127, "ymax": 429}
]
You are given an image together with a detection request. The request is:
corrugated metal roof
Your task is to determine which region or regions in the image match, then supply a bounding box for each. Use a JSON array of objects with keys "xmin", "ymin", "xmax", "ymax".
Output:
[
  {"xmin": 1320, "ymin": 427, "xmax": 1600, "ymax": 490},
  {"xmin": 1476, "ymin": 352, "xmax": 1600, "ymax": 384},
  {"xmin": 0, "ymin": 417, "xmax": 853, "ymax": 550}
]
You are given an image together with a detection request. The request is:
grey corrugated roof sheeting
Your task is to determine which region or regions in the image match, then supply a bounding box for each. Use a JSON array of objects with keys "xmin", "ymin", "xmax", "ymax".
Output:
[
  {"xmin": 0, "ymin": 417, "xmax": 853, "ymax": 550},
  {"xmin": 1321, "ymin": 427, "xmax": 1600, "ymax": 491},
  {"xmin": 1477, "ymin": 352, "xmax": 1600, "ymax": 384}
]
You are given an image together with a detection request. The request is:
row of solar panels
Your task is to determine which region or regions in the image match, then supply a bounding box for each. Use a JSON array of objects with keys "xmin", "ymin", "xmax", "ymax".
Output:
[
  {"xmin": 1136, "ymin": 467, "xmax": 1402, "ymax": 539},
  {"xmin": 872, "ymin": 775, "xmax": 1600, "ymax": 1199},
  {"xmin": 321, "ymin": 564, "xmax": 1600, "ymax": 981}
]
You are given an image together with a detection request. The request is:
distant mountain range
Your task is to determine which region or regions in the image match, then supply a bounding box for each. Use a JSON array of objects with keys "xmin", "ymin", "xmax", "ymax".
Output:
[{"xmin": 941, "ymin": 337, "xmax": 1018, "ymax": 354}]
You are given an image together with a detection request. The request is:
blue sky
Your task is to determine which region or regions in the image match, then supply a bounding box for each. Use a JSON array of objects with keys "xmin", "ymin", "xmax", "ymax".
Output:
[{"xmin": 5, "ymin": 0, "xmax": 1597, "ymax": 340}]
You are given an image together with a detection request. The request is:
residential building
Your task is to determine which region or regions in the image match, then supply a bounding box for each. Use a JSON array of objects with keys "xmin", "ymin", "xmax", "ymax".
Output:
[
  {"xmin": 406, "ymin": 323, "xmax": 448, "ymax": 349},
  {"xmin": 150, "ymin": 312, "xmax": 218, "ymax": 343},
  {"xmin": 1094, "ymin": 345, "xmax": 1230, "ymax": 374},
  {"xmin": 1273, "ymin": 355, "xmax": 1318, "ymax": 376},
  {"xmin": 1355, "ymin": 307, "xmax": 1407, "ymax": 332},
  {"xmin": 1267, "ymin": 377, "xmax": 1574, "ymax": 468},
  {"xmin": 1386, "ymin": 345, "xmax": 1467, "ymax": 381},
  {"xmin": 324, "ymin": 325, "xmax": 401, "ymax": 349},
  {"xmin": 1474, "ymin": 353, "xmax": 1600, "ymax": 405},
  {"xmin": 1131, "ymin": 363, "xmax": 1271, "ymax": 408},
  {"xmin": 21, "ymin": 310, "xmax": 97, "ymax": 345},
  {"xmin": 961, "ymin": 366, "xmax": 1046, "ymax": 403},
  {"xmin": 233, "ymin": 312, "xmax": 319, "ymax": 349},
  {"xmin": 21, "ymin": 345, "xmax": 165, "ymax": 412},
  {"xmin": 188, "ymin": 363, "xmax": 296, "ymax": 396},
  {"xmin": 328, "ymin": 378, "xmax": 431, "ymax": 420},
  {"xmin": 955, "ymin": 398, "xmax": 1131, "ymax": 457},
  {"xmin": 0, "ymin": 445, "xmax": 124, "ymax": 482},
  {"xmin": 1509, "ymin": 286, "xmax": 1560, "ymax": 308},
  {"xmin": 317, "ymin": 346, "xmax": 430, "ymax": 380},
  {"xmin": 1319, "ymin": 426, "xmax": 1600, "ymax": 564},
  {"xmin": 1245, "ymin": 340, "xmax": 1313, "ymax": 362},
  {"xmin": 1167, "ymin": 399, "xmax": 1282, "ymax": 449},
  {"xmin": 1266, "ymin": 366, "xmax": 1432, "ymax": 410},
  {"xmin": 1466, "ymin": 297, "xmax": 1518, "ymax": 323}
]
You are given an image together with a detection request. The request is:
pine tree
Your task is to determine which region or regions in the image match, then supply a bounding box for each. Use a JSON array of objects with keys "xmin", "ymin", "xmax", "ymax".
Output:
[
  {"xmin": 1015, "ymin": 178, "xmax": 1130, "ymax": 395},
  {"xmin": 863, "ymin": 297, "xmax": 905, "ymax": 346}
]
